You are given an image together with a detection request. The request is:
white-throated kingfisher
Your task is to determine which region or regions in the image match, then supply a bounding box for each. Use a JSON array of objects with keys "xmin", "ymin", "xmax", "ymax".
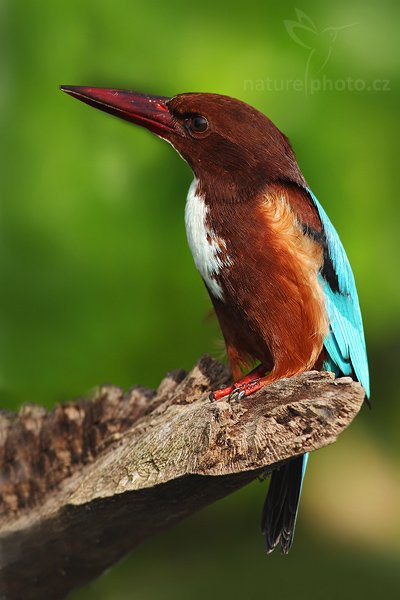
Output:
[{"xmin": 60, "ymin": 86, "xmax": 370, "ymax": 554}]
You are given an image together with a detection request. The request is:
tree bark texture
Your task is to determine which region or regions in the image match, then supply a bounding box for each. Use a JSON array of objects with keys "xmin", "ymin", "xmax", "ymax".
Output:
[{"xmin": 0, "ymin": 356, "xmax": 365, "ymax": 600}]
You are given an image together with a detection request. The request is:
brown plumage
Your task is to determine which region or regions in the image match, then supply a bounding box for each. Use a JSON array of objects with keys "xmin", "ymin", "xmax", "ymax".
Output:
[{"xmin": 209, "ymin": 182, "xmax": 328, "ymax": 383}]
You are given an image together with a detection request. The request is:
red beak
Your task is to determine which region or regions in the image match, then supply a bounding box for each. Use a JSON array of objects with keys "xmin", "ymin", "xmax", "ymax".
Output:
[{"xmin": 60, "ymin": 86, "xmax": 175, "ymax": 138}]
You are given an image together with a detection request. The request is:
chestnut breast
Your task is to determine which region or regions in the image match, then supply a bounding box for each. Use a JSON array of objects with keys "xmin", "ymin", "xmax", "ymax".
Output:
[{"xmin": 185, "ymin": 180, "xmax": 328, "ymax": 381}]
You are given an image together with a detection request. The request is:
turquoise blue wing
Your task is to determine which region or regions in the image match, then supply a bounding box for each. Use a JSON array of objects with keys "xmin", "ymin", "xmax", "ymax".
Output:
[{"xmin": 306, "ymin": 189, "xmax": 370, "ymax": 397}]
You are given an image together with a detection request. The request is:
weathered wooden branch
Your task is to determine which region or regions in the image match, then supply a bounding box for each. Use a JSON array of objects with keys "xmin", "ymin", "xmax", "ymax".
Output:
[{"xmin": 0, "ymin": 355, "xmax": 365, "ymax": 600}]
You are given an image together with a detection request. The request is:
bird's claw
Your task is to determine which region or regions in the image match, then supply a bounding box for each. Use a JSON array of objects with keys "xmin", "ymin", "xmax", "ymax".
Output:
[
  {"xmin": 228, "ymin": 387, "xmax": 245, "ymax": 402},
  {"xmin": 209, "ymin": 388, "xmax": 243, "ymax": 402}
]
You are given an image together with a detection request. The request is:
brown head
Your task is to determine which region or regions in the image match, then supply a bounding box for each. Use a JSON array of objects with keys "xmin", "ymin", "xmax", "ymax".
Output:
[{"xmin": 60, "ymin": 86, "xmax": 306, "ymax": 203}]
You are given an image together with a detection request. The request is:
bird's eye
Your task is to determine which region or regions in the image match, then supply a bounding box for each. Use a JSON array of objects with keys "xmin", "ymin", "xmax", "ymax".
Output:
[
  {"xmin": 191, "ymin": 116, "xmax": 208, "ymax": 132},
  {"xmin": 185, "ymin": 115, "xmax": 209, "ymax": 136}
]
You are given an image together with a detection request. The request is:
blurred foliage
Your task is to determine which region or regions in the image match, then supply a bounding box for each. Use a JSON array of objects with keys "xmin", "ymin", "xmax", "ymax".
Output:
[{"xmin": 1, "ymin": 0, "xmax": 399, "ymax": 598}]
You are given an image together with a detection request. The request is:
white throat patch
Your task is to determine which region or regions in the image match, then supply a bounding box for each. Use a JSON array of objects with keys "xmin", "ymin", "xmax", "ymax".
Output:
[{"xmin": 185, "ymin": 179, "xmax": 231, "ymax": 300}]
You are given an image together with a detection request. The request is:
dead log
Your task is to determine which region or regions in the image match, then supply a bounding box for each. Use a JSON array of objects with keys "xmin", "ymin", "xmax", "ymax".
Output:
[{"xmin": 0, "ymin": 355, "xmax": 365, "ymax": 600}]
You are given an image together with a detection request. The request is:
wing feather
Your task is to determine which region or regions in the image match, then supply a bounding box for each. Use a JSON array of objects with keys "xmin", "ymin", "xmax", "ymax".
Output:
[{"xmin": 307, "ymin": 189, "xmax": 370, "ymax": 397}]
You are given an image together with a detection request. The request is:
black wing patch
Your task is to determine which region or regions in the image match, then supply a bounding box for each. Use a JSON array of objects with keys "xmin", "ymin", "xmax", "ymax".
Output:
[{"xmin": 302, "ymin": 223, "xmax": 340, "ymax": 293}]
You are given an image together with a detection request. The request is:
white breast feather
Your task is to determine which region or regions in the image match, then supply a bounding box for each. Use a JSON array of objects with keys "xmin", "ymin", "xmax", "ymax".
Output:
[{"xmin": 185, "ymin": 179, "xmax": 231, "ymax": 300}]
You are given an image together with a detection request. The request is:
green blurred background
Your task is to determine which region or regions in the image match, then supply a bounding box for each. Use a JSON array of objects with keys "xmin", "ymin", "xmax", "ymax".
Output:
[{"xmin": 1, "ymin": 0, "xmax": 399, "ymax": 598}]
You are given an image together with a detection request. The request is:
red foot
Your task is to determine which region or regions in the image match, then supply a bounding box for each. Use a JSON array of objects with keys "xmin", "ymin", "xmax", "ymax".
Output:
[
  {"xmin": 231, "ymin": 378, "xmax": 266, "ymax": 399},
  {"xmin": 210, "ymin": 365, "xmax": 267, "ymax": 401}
]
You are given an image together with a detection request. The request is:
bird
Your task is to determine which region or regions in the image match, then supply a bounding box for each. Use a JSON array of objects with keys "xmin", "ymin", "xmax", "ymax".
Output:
[{"xmin": 60, "ymin": 85, "xmax": 370, "ymax": 553}]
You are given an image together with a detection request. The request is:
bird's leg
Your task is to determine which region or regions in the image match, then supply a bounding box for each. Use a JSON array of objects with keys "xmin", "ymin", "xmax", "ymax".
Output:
[{"xmin": 210, "ymin": 363, "xmax": 267, "ymax": 401}]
